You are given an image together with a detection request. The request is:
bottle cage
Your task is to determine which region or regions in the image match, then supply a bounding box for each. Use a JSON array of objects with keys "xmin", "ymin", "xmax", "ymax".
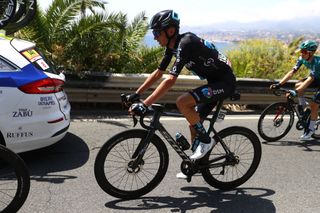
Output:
[{"xmin": 0, "ymin": 0, "xmax": 36, "ymax": 34}]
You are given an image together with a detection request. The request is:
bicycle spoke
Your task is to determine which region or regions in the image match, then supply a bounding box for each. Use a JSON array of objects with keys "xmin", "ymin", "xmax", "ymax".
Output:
[
  {"xmin": 102, "ymin": 137, "xmax": 162, "ymax": 192},
  {"xmin": 210, "ymin": 133, "xmax": 255, "ymax": 182},
  {"xmin": 258, "ymin": 102, "xmax": 294, "ymax": 141}
]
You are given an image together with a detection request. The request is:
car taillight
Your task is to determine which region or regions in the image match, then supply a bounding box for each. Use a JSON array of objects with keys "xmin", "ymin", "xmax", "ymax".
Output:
[{"xmin": 19, "ymin": 78, "xmax": 64, "ymax": 94}]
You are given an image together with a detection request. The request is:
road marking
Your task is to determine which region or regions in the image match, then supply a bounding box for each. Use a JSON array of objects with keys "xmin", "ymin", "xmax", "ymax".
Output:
[
  {"xmin": 160, "ymin": 115, "xmax": 260, "ymax": 121},
  {"xmin": 73, "ymin": 115, "xmax": 261, "ymax": 122}
]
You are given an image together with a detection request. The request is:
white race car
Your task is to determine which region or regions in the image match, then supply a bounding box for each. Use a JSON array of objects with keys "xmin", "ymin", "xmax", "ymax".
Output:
[{"xmin": 0, "ymin": 34, "xmax": 71, "ymax": 153}]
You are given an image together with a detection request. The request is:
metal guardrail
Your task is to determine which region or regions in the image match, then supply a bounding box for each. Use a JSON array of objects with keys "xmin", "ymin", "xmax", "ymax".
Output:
[{"xmin": 64, "ymin": 73, "xmax": 301, "ymax": 105}]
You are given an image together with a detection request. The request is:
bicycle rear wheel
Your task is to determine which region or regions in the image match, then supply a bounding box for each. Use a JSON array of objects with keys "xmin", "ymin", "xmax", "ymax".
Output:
[
  {"xmin": 258, "ymin": 102, "xmax": 294, "ymax": 141},
  {"xmin": 10, "ymin": 0, "xmax": 27, "ymax": 23},
  {"xmin": 0, "ymin": 145, "xmax": 30, "ymax": 213},
  {"xmin": 0, "ymin": 0, "xmax": 17, "ymax": 28},
  {"xmin": 94, "ymin": 129, "xmax": 169, "ymax": 199},
  {"xmin": 202, "ymin": 126, "xmax": 261, "ymax": 190},
  {"xmin": 3, "ymin": 0, "xmax": 37, "ymax": 35}
]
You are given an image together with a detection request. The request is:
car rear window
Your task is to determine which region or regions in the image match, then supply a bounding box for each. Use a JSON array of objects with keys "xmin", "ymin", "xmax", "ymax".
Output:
[
  {"xmin": 0, "ymin": 56, "xmax": 20, "ymax": 72},
  {"xmin": 21, "ymin": 48, "xmax": 58, "ymax": 74}
]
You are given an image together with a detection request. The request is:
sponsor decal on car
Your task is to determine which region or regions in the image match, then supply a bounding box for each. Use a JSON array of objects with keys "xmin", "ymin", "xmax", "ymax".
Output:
[
  {"xmin": 12, "ymin": 109, "xmax": 33, "ymax": 118},
  {"xmin": 38, "ymin": 96, "xmax": 56, "ymax": 106},
  {"xmin": 7, "ymin": 132, "xmax": 34, "ymax": 138},
  {"xmin": 36, "ymin": 59, "xmax": 50, "ymax": 70},
  {"xmin": 22, "ymin": 49, "xmax": 50, "ymax": 71},
  {"xmin": 21, "ymin": 49, "xmax": 42, "ymax": 62}
]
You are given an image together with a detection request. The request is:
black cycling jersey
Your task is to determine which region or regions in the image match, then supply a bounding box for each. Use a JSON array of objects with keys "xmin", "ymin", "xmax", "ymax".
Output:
[{"xmin": 159, "ymin": 32, "xmax": 233, "ymax": 81}]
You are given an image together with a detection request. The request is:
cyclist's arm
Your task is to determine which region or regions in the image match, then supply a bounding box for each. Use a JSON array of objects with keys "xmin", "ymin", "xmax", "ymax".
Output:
[
  {"xmin": 136, "ymin": 69, "xmax": 163, "ymax": 95},
  {"xmin": 296, "ymin": 76, "xmax": 314, "ymax": 94},
  {"xmin": 278, "ymin": 69, "xmax": 295, "ymax": 86},
  {"xmin": 136, "ymin": 49, "xmax": 173, "ymax": 95},
  {"xmin": 278, "ymin": 57, "xmax": 303, "ymax": 86},
  {"xmin": 143, "ymin": 74, "xmax": 177, "ymax": 106}
]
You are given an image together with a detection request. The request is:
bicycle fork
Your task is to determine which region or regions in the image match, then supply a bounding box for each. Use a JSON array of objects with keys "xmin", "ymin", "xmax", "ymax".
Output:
[{"xmin": 128, "ymin": 129, "xmax": 156, "ymax": 171}]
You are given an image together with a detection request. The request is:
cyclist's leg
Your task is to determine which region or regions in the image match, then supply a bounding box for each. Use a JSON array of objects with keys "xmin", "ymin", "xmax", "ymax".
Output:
[
  {"xmin": 176, "ymin": 80, "xmax": 235, "ymax": 159},
  {"xmin": 176, "ymin": 92, "xmax": 214, "ymax": 160},
  {"xmin": 301, "ymin": 81, "xmax": 320, "ymax": 140},
  {"xmin": 295, "ymin": 79, "xmax": 307, "ymax": 111},
  {"xmin": 188, "ymin": 102, "xmax": 217, "ymax": 144},
  {"xmin": 310, "ymin": 89, "xmax": 320, "ymax": 127}
]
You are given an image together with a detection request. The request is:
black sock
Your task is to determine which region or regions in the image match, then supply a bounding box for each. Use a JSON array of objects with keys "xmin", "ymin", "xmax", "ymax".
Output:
[{"xmin": 192, "ymin": 122, "xmax": 210, "ymax": 144}]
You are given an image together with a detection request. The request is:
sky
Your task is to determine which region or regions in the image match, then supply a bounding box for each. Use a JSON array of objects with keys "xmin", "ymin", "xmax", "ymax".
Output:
[{"xmin": 38, "ymin": 0, "xmax": 320, "ymax": 26}]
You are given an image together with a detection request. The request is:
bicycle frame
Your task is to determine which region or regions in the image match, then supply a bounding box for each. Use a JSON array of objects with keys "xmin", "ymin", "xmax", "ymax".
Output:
[
  {"xmin": 129, "ymin": 99, "xmax": 235, "ymax": 172},
  {"xmin": 275, "ymin": 88, "xmax": 314, "ymax": 121},
  {"xmin": 94, "ymin": 93, "xmax": 261, "ymax": 198}
]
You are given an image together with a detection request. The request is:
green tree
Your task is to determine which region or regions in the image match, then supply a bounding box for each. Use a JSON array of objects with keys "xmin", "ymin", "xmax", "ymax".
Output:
[
  {"xmin": 227, "ymin": 38, "xmax": 308, "ymax": 80},
  {"xmin": 15, "ymin": 0, "xmax": 161, "ymax": 73}
]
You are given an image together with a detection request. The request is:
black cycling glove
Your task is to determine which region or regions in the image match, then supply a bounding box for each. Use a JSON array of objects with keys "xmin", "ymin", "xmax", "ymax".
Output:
[
  {"xmin": 126, "ymin": 93, "xmax": 140, "ymax": 104},
  {"xmin": 271, "ymin": 83, "xmax": 281, "ymax": 89},
  {"xmin": 288, "ymin": 89, "xmax": 297, "ymax": 97},
  {"xmin": 131, "ymin": 103, "xmax": 148, "ymax": 116}
]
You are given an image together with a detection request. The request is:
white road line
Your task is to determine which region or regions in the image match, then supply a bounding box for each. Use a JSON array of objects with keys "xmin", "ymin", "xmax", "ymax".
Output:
[
  {"xmin": 73, "ymin": 115, "xmax": 261, "ymax": 122},
  {"xmin": 160, "ymin": 116, "xmax": 260, "ymax": 121}
]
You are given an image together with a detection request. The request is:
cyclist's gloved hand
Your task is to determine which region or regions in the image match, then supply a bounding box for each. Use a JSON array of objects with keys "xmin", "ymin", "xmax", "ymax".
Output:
[
  {"xmin": 270, "ymin": 83, "xmax": 280, "ymax": 90},
  {"xmin": 130, "ymin": 102, "xmax": 148, "ymax": 116},
  {"xmin": 126, "ymin": 93, "xmax": 140, "ymax": 103},
  {"xmin": 288, "ymin": 89, "xmax": 297, "ymax": 97}
]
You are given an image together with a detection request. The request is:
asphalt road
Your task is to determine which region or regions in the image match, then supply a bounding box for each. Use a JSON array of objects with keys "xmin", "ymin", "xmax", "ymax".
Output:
[{"xmin": 17, "ymin": 113, "xmax": 320, "ymax": 213}]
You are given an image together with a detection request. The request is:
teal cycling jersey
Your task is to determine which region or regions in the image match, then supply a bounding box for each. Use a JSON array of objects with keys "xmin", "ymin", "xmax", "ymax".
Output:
[{"xmin": 293, "ymin": 55, "xmax": 320, "ymax": 79}]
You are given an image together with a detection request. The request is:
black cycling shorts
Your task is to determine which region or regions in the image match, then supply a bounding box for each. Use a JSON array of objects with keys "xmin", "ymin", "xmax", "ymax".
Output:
[{"xmin": 189, "ymin": 73, "xmax": 236, "ymax": 119}]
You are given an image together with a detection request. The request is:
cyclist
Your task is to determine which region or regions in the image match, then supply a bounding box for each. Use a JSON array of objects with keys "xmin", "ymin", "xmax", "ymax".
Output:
[
  {"xmin": 126, "ymin": 10, "xmax": 236, "ymax": 178},
  {"xmin": 271, "ymin": 40, "xmax": 320, "ymax": 140}
]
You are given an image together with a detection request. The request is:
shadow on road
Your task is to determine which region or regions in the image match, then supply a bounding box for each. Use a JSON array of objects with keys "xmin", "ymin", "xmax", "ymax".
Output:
[
  {"xmin": 105, "ymin": 187, "xmax": 276, "ymax": 213},
  {"xmin": 97, "ymin": 119, "xmax": 131, "ymax": 128},
  {"xmin": 262, "ymin": 140, "xmax": 320, "ymax": 152},
  {"xmin": 19, "ymin": 132, "xmax": 89, "ymax": 184}
]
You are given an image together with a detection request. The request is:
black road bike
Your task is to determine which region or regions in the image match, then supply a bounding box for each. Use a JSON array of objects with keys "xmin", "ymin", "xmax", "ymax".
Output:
[
  {"xmin": 0, "ymin": 144, "xmax": 30, "ymax": 213},
  {"xmin": 94, "ymin": 93, "xmax": 262, "ymax": 199},
  {"xmin": 258, "ymin": 88, "xmax": 320, "ymax": 142}
]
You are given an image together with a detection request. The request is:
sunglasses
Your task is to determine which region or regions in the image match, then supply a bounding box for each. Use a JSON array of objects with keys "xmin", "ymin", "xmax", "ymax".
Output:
[
  {"xmin": 152, "ymin": 30, "xmax": 161, "ymax": 39},
  {"xmin": 300, "ymin": 49, "xmax": 309, "ymax": 54}
]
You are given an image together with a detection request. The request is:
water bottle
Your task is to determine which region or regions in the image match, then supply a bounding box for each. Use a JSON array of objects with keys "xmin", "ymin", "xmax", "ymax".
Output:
[
  {"xmin": 217, "ymin": 109, "xmax": 227, "ymax": 122},
  {"xmin": 175, "ymin": 133, "xmax": 190, "ymax": 150}
]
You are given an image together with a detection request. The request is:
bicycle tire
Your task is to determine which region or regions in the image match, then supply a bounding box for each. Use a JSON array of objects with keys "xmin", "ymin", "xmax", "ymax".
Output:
[
  {"xmin": 202, "ymin": 126, "xmax": 261, "ymax": 190},
  {"xmin": 258, "ymin": 102, "xmax": 294, "ymax": 142},
  {"xmin": 0, "ymin": 0, "xmax": 17, "ymax": 28},
  {"xmin": 94, "ymin": 129, "xmax": 169, "ymax": 199},
  {"xmin": 3, "ymin": 0, "xmax": 36, "ymax": 35},
  {"xmin": 0, "ymin": 145, "xmax": 30, "ymax": 213},
  {"xmin": 10, "ymin": 0, "xmax": 27, "ymax": 23}
]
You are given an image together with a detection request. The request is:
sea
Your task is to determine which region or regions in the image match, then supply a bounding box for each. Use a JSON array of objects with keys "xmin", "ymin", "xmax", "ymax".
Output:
[{"xmin": 143, "ymin": 34, "xmax": 237, "ymax": 53}]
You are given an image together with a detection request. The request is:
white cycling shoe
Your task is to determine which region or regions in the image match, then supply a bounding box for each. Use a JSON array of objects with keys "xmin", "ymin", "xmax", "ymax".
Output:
[
  {"xmin": 300, "ymin": 129, "xmax": 314, "ymax": 141},
  {"xmin": 176, "ymin": 172, "xmax": 187, "ymax": 179},
  {"xmin": 176, "ymin": 139, "xmax": 216, "ymax": 180},
  {"xmin": 190, "ymin": 139, "xmax": 216, "ymax": 160}
]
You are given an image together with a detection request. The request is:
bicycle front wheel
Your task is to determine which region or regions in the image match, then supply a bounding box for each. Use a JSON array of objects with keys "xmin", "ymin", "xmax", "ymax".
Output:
[
  {"xmin": 0, "ymin": 145, "xmax": 30, "ymax": 213},
  {"xmin": 94, "ymin": 129, "xmax": 169, "ymax": 199},
  {"xmin": 258, "ymin": 102, "xmax": 294, "ymax": 142},
  {"xmin": 202, "ymin": 126, "xmax": 261, "ymax": 190}
]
